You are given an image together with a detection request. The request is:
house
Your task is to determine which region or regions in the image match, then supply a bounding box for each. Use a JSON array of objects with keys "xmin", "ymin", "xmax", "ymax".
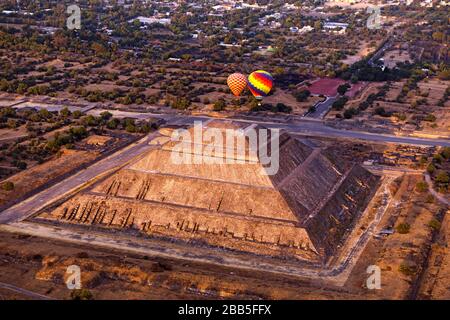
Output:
[
  {"xmin": 219, "ymin": 42, "xmax": 241, "ymax": 48},
  {"xmin": 291, "ymin": 26, "xmax": 314, "ymax": 33},
  {"xmin": 1, "ymin": 10, "xmax": 18, "ymax": 15},
  {"xmin": 323, "ymin": 22, "xmax": 349, "ymax": 34},
  {"xmin": 130, "ymin": 16, "xmax": 171, "ymax": 26}
]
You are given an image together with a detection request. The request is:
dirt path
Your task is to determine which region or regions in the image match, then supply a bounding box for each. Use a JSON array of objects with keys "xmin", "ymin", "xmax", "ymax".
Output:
[
  {"xmin": 425, "ymin": 173, "xmax": 449, "ymax": 206},
  {"xmin": 0, "ymin": 281, "xmax": 54, "ymax": 300}
]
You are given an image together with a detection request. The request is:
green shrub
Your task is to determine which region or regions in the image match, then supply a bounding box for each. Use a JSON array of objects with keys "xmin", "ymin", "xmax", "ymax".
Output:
[
  {"xmin": 415, "ymin": 181, "xmax": 428, "ymax": 192},
  {"xmin": 213, "ymin": 99, "xmax": 226, "ymax": 111},
  {"xmin": 396, "ymin": 223, "xmax": 410, "ymax": 234},
  {"xmin": 435, "ymin": 171, "xmax": 449, "ymax": 184},
  {"xmin": 1, "ymin": 181, "xmax": 14, "ymax": 191},
  {"xmin": 441, "ymin": 147, "xmax": 450, "ymax": 159},
  {"xmin": 70, "ymin": 289, "xmax": 93, "ymax": 300},
  {"xmin": 399, "ymin": 263, "xmax": 416, "ymax": 276},
  {"xmin": 428, "ymin": 219, "xmax": 441, "ymax": 231}
]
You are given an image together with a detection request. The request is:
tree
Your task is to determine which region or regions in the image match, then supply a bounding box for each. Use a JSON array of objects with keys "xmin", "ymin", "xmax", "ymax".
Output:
[
  {"xmin": 432, "ymin": 31, "xmax": 445, "ymax": 42},
  {"xmin": 69, "ymin": 126, "xmax": 88, "ymax": 139},
  {"xmin": 125, "ymin": 123, "xmax": 136, "ymax": 133},
  {"xmin": 82, "ymin": 115, "xmax": 98, "ymax": 126},
  {"xmin": 415, "ymin": 181, "xmax": 428, "ymax": 192},
  {"xmin": 399, "ymin": 263, "xmax": 416, "ymax": 276},
  {"xmin": 424, "ymin": 114, "xmax": 436, "ymax": 122},
  {"xmin": 337, "ymin": 83, "xmax": 350, "ymax": 96},
  {"xmin": 294, "ymin": 89, "xmax": 310, "ymax": 102},
  {"xmin": 100, "ymin": 111, "xmax": 113, "ymax": 120},
  {"xmin": 428, "ymin": 219, "xmax": 441, "ymax": 231},
  {"xmin": 71, "ymin": 289, "xmax": 93, "ymax": 300},
  {"xmin": 16, "ymin": 161, "xmax": 27, "ymax": 170},
  {"xmin": 7, "ymin": 119, "xmax": 18, "ymax": 129},
  {"xmin": 435, "ymin": 171, "xmax": 449, "ymax": 184},
  {"xmin": 1, "ymin": 181, "xmax": 14, "ymax": 191},
  {"xmin": 213, "ymin": 99, "xmax": 226, "ymax": 111},
  {"xmin": 374, "ymin": 107, "xmax": 389, "ymax": 117},
  {"xmin": 332, "ymin": 96, "xmax": 348, "ymax": 111},
  {"xmin": 441, "ymin": 147, "xmax": 450, "ymax": 159},
  {"xmin": 433, "ymin": 154, "xmax": 444, "ymax": 164},
  {"xmin": 426, "ymin": 163, "xmax": 436, "ymax": 174},
  {"xmin": 106, "ymin": 118, "xmax": 119, "ymax": 130},
  {"xmin": 38, "ymin": 108, "xmax": 52, "ymax": 119},
  {"xmin": 274, "ymin": 103, "xmax": 292, "ymax": 113},
  {"xmin": 72, "ymin": 110, "xmax": 83, "ymax": 119},
  {"xmin": 171, "ymin": 97, "xmax": 191, "ymax": 110},
  {"xmin": 60, "ymin": 107, "xmax": 71, "ymax": 118},
  {"xmin": 396, "ymin": 223, "xmax": 410, "ymax": 234},
  {"xmin": 314, "ymin": 20, "xmax": 322, "ymax": 30},
  {"xmin": 437, "ymin": 69, "xmax": 450, "ymax": 81},
  {"xmin": 343, "ymin": 107, "xmax": 357, "ymax": 119}
]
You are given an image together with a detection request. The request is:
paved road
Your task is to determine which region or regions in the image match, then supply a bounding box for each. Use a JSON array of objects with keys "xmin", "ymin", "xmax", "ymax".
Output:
[
  {"xmin": 90, "ymin": 109, "xmax": 450, "ymax": 147},
  {"xmin": 368, "ymin": 38, "xmax": 392, "ymax": 68},
  {"xmin": 0, "ymin": 281, "xmax": 54, "ymax": 300},
  {"xmin": 305, "ymin": 96, "xmax": 337, "ymax": 119},
  {"xmin": 14, "ymin": 104, "xmax": 449, "ymax": 147},
  {"xmin": 0, "ymin": 133, "xmax": 159, "ymax": 224}
]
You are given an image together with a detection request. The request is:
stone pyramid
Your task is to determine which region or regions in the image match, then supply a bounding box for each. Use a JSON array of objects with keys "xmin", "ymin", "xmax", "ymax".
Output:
[{"xmin": 39, "ymin": 121, "xmax": 380, "ymax": 261}]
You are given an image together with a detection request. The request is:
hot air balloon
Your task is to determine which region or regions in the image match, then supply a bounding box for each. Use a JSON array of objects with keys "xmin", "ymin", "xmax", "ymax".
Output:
[
  {"xmin": 247, "ymin": 70, "xmax": 273, "ymax": 101},
  {"xmin": 227, "ymin": 73, "xmax": 247, "ymax": 97}
]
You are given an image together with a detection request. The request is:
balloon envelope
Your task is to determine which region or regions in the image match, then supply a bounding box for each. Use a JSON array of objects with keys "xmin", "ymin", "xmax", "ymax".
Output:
[
  {"xmin": 227, "ymin": 73, "xmax": 247, "ymax": 97},
  {"xmin": 248, "ymin": 70, "xmax": 273, "ymax": 100}
]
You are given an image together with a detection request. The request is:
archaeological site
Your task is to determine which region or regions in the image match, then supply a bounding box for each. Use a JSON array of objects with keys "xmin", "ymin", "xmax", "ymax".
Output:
[{"xmin": 35, "ymin": 121, "xmax": 381, "ymax": 265}]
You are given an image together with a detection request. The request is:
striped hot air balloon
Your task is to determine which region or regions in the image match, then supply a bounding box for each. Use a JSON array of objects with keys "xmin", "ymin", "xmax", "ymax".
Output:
[
  {"xmin": 247, "ymin": 70, "xmax": 273, "ymax": 100},
  {"xmin": 227, "ymin": 73, "xmax": 248, "ymax": 97}
]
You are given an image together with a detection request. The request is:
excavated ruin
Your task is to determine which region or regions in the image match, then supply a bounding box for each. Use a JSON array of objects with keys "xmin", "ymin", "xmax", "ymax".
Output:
[{"xmin": 37, "ymin": 121, "xmax": 380, "ymax": 262}]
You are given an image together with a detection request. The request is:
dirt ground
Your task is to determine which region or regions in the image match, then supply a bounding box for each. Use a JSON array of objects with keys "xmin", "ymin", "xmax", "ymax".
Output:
[
  {"xmin": 0, "ymin": 230, "xmax": 366, "ymax": 300},
  {"xmin": 0, "ymin": 149, "xmax": 98, "ymax": 208},
  {"xmin": 327, "ymin": 77, "xmax": 450, "ymax": 137},
  {"xmin": 0, "ymin": 126, "xmax": 28, "ymax": 142},
  {"xmin": 417, "ymin": 208, "xmax": 450, "ymax": 299},
  {"xmin": 263, "ymin": 89, "xmax": 322, "ymax": 114},
  {"xmin": 344, "ymin": 174, "xmax": 448, "ymax": 299},
  {"xmin": 382, "ymin": 49, "xmax": 412, "ymax": 69},
  {"xmin": 341, "ymin": 42, "xmax": 375, "ymax": 65}
]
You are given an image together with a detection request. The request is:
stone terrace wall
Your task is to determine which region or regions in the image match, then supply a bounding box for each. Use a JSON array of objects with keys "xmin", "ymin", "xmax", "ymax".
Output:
[
  {"xmin": 91, "ymin": 169, "xmax": 298, "ymax": 222},
  {"xmin": 304, "ymin": 165, "xmax": 380, "ymax": 257},
  {"xmin": 39, "ymin": 194, "xmax": 318, "ymax": 261}
]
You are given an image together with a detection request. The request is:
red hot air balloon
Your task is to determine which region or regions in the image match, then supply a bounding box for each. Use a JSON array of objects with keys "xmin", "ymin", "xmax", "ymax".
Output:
[
  {"xmin": 227, "ymin": 73, "xmax": 248, "ymax": 97},
  {"xmin": 247, "ymin": 70, "xmax": 273, "ymax": 101}
]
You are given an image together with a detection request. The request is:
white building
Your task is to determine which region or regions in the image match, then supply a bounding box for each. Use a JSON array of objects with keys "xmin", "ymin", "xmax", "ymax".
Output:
[
  {"xmin": 291, "ymin": 25, "xmax": 314, "ymax": 33},
  {"xmin": 323, "ymin": 22, "xmax": 349, "ymax": 34},
  {"xmin": 130, "ymin": 16, "xmax": 171, "ymax": 26}
]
